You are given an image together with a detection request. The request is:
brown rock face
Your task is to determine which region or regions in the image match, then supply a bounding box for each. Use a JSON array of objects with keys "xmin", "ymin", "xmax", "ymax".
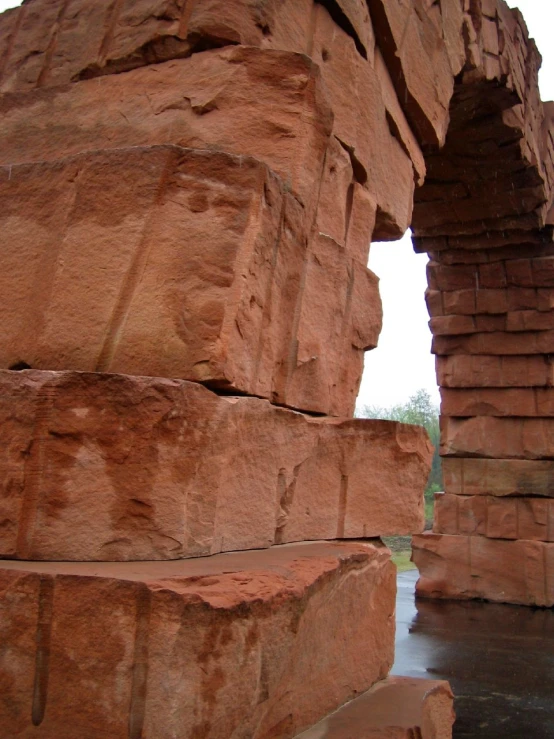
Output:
[
  {"xmin": 440, "ymin": 416, "xmax": 554, "ymax": 460},
  {"xmin": 0, "ymin": 46, "xmax": 332, "ymax": 214},
  {"xmin": 433, "ymin": 492, "xmax": 554, "ymax": 541},
  {"xmin": 442, "ymin": 457, "xmax": 554, "ymax": 498},
  {"xmin": 413, "ymin": 532, "xmax": 554, "ymax": 607},
  {"xmin": 0, "ymin": 370, "xmax": 431, "ymax": 561},
  {"xmin": 0, "ymin": 541, "xmax": 396, "ymax": 739},
  {"xmin": 0, "ymin": 145, "xmax": 381, "ymax": 417},
  {"xmin": 295, "ymin": 676, "xmax": 455, "ymax": 739}
]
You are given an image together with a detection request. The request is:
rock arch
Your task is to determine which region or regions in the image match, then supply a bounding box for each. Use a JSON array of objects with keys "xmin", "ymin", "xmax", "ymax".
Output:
[
  {"xmin": 411, "ymin": 1, "xmax": 554, "ymax": 606},
  {"xmin": 0, "ymin": 0, "xmax": 551, "ymax": 734}
]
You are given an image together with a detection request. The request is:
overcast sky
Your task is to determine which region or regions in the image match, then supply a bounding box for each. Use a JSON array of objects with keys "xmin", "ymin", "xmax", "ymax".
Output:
[{"xmin": 0, "ymin": 0, "xmax": 551, "ymax": 410}]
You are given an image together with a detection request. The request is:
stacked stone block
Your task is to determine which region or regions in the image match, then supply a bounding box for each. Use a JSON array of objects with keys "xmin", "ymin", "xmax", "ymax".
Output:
[
  {"xmin": 412, "ymin": 0, "xmax": 554, "ymax": 607},
  {"xmin": 0, "ymin": 0, "xmax": 463, "ymax": 736}
]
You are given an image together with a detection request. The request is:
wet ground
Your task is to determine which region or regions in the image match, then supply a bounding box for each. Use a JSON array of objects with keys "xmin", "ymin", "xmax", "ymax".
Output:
[{"xmin": 393, "ymin": 571, "xmax": 554, "ymax": 738}]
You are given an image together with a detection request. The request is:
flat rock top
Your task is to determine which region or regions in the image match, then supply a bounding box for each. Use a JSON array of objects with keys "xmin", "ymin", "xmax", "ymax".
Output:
[{"xmin": 0, "ymin": 539, "xmax": 385, "ymax": 581}]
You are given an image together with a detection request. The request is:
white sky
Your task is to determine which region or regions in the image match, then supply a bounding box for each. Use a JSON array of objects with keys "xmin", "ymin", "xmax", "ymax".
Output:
[{"xmin": 0, "ymin": 0, "xmax": 551, "ymax": 409}]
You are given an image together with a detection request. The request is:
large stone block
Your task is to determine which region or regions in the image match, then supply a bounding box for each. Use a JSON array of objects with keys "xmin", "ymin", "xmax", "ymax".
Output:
[
  {"xmin": 441, "ymin": 416, "xmax": 554, "ymax": 459},
  {"xmin": 0, "ymin": 46, "xmax": 332, "ymax": 214},
  {"xmin": 0, "ymin": 0, "xmax": 314, "ymax": 92},
  {"xmin": 310, "ymin": 4, "xmax": 417, "ymax": 239},
  {"xmin": 0, "ymin": 540, "xmax": 396, "ymax": 738},
  {"xmin": 442, "ymin": 457, "xmax": 554, "ymax": 498},
  {"xmin": 433, "ymin": 492, "xmax": 554, "ymax": 541},
  {"xmin": 295, "ymin": 676, "xmax": 455, "ymax": 739},
  {"xmin": 436, "ymin": 355, "xmax": 552, "ymax": 389},
  {"xmin": 366, "ymin": 0, "xmax": 455, "ymax": 147},
  {"xmin": 413, "ymin": 532, "xmax": 554, "ymax": 607},
  {"xmin": 0, "ymin": 145, "xmax": 381, "ymax": 416},
  {"xmin": 440, "ymin": 388, "xmax": 554, "ymax": 417},
  {"xmin": 0, "ymin": 370, "xmax": 431, "ymax": 561}
]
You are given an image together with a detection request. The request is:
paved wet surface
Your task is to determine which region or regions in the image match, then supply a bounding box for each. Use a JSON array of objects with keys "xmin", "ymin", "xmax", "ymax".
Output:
[{"xmin": 393, "ymin": 571, "xmax": 554, "ymax": 738}]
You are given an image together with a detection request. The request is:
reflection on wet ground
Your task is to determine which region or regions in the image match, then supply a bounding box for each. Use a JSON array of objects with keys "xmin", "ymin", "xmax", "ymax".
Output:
[{"xmin": 393, "ymin": 571, "xmax": 554, "ymax": 738}]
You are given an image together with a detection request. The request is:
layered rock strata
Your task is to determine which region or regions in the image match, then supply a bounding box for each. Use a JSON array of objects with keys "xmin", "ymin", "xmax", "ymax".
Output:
[
  {"xmin": 10, "ymin": 0, "xmax": 554, "ymax": 731},
  {"xmin": 0, "ymin": 0, "xmax": 447, "ymax": 733},
  {"xmin": 0, "ymin": 145, "xmax": 381, "ymax": 417},
  {"xmin": 411, "ymin": 0, "xmax": 554, "ymax": 608},
  {"xmin": 0, "ymin": 370, "xmax": 431, "ymax": 561},
  {"xmin": 0, "ymin": 541, "xmax": 396, "ymax": 739}
]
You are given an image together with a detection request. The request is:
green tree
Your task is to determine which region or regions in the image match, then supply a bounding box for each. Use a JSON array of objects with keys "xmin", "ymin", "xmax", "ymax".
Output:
[{"xmin": 356, "ymin": 389, "xmax": 442, "ymax": 496}]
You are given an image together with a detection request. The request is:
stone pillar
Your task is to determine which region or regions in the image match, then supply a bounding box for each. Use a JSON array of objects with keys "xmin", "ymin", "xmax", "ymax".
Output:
[
  {"xmin": 0, "ymin": 0, "xmax": 459, "ymax": 736},
  {"xmin": 412, "ymin": 0, "xmax": 554, "ymax": 607}
]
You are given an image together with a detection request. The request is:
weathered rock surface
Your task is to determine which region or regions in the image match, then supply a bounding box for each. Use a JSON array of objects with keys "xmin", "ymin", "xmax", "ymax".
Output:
[
  {"xmin": 0, "ymin": 540, "xmax": 396, "ymax": 739},
  {"xmin": 310, "ymin": 3, "xmax": 417, "ymax": 239},
  {"xmin": 442, "ymin": 457, "xmax": 554, "ymax": 498},
  {"xmin": 0, "ymin": 46, "xmax": 332, "ymax": 214},
  {"xmin": 441, "ymin": 416, "xmax": 554, "ymax": 459},
  {"xmin": 413, "ymin": 532, "xmax": 554, "ymax": 607},
  {"xmin": 436, "ymin": 355, "xmax": 553, "ymax": 389},
  {"xmin": 0, "ymin": 370, "xmax": 431, "ymax": 561},
  {"xmin": 440, "ymin": 388, "xmax": 554, "ymax": 417},
  {"xmin": 0, "ymin": 145, "xmax": 382, "ymax": 417},
  {"xmin": 294, "ymin": 676, "xmax": 455, "ymax": 739},
  {"xmin": 434, "ymin": 492, "xmax": 554, "ymax": 541},
  {"xmin": 366, "ymin": 0, "xmax": 456, "ymax": 148}
]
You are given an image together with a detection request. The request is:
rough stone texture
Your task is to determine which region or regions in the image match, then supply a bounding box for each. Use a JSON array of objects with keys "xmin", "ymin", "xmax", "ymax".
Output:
[
  {"xmin": 0, "ymin": 46, "xmax": 333, "ymax": 215},
  {"xmin": 436, "ymin": 355, "xmax": 553, "ymax": 389},
  {"xmin": 440, "ymin": 388, "xmax": 554, "ymax": 417},
  {"xmin": 0, "ymin": 370, "xmax": 431, "ymax": 562},
  {"xmin": 0, "ymin": 2, "xmax": 422, "ymax": 241},
  {"xmin": 413, "ymin": 0, "xmax": 554, "ymax": 241},
  {"xmin": 0, "ymin": 540, "xmax": 396, "ymax": 739},
  {"xmin": 433, "ymin": 492, "xmax": 554, "ymax": 541},
  {"xmin": 442, "ymin": 458, "xmax": 554, "ymax": 498},
  {"xmin": 309, "ymin": 4, "xmax": 417, "ymax": 239},
  {"xmin": 413, "ymin": 532, "xmax": 554, "ymax": 607},
  {"xmin": 441, "ymin": 416, "xmax": 554, "ymax": 460},
  {"xmin": 0, "ymin": 145, "xmax": 382, "ymax": 417},
  {"xmin": 294, "ymin": 676, "xmax": 455, "ymax": 739},
  {"xmin": 366, "ymin": 0, "xmax": 455, "ymax": 148},
  {"xmin": 0, "ymin": 0, "xmax": 314, "ymax": 92}
]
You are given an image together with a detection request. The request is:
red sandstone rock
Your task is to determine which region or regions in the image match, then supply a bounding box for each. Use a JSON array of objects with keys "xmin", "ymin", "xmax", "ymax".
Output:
[
  {"xmin": 0, "ymin": 370, "xmax": 431, "ymax": 561},
  {"xmin": 432, "ymin": 330, "xmax": 554, "ymax": 356},
  {"xmin": 439, "ymin": 388, "xmax": 554, "ymax": 417},
  {"xmin": 441, "ymin": 416, "xmax": 554, "ymax": 459},
  {"xmin": 0, "ymin": 0, "xmax": 314, "ymax": 91},
  {"xmin": 0, "ymin": 46, "xmax": 332, "ymax": 215},
  {"xmin": 413, "ymin": 532, "xmax": 554, "ymax": 607},
  {"xmin": 442, "ymin": 457, "xmax": 554, "ymax": 498},
  {"xmin": 0, "ymin": 540, "xmax": 396, "ymax": 738},
  {"xmin": 311, "ymin": 4, "xmax": 415, "ymax": 239},
  {"xmin": 433, "ymin": 493, "xmax": 554, "ymax": 541},
  {"xmin": 295, "ymin": 676, "xmax": 455, "ymax": 739},
  {"xmin": 436, "ymin": 355, "xmax": 552, "ymax": 388},
  {"xmin": 366, "ymin": 0, "xmax": 454, "ymax": 147},
  {"xmin": 0, "ymin": 145, "xmax": 381, "ymax": 416},
  {"xmin": 283, "ymin": 232, "xmax": 382, "ymax": 417}
]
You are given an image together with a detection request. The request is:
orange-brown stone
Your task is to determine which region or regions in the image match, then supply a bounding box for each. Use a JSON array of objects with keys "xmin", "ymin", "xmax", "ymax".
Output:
[
  {"xmin": 433, "ymin": 492, "xmax": 554, "ymax": 541},
  {"xmin": 0, "ymin": 370, "xmax": 431, "ymax": 561},
  {"xmin": 442, "ymin": 457, "xmax": 554, "ymax": 498},
  {"xmin": 295, "ymin": 676, "xmax": 455, "ymax": 739},
  {"xmin": 0, "ymin": 541, "xmax": 396, "ymax": 739},
  {"xmin": 0, "ymin": 146, "xmax": 381, "ymax": 416},
  {"xmin": 413, "ymin": 532, "xmax": 554, "ymax": 607}
]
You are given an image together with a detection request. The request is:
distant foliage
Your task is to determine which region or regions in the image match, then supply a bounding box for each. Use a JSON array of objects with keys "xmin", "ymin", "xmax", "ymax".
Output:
[{"xmin": 356, "ymin": 389, "xmax": 442, "ymax": 496}]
